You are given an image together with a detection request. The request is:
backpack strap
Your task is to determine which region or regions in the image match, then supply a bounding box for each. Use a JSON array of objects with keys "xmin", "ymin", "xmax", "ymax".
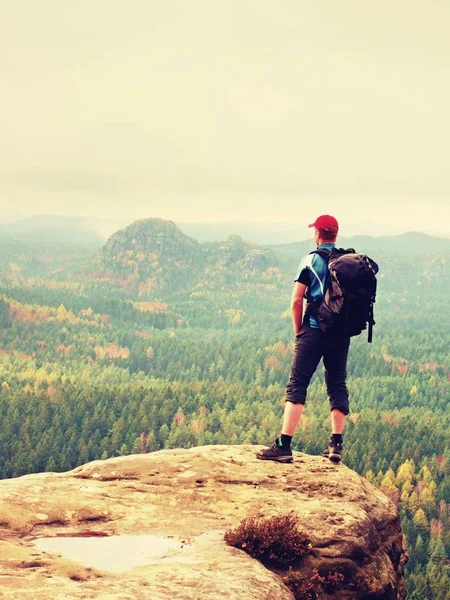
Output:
[
  {"xmin": 307, "ymin": 248, "xmax": 332, "ymax": 298},
  {"xmin": 305, "ymin": 248, "xmax": 332, "ymax": 325},
  {"xmin": 368, "ymin": 301, "xmax": 375, "ymax": 343},
  {"xmin": 309, "ymin": 248, "xmax": 332, "ymax": 260}
]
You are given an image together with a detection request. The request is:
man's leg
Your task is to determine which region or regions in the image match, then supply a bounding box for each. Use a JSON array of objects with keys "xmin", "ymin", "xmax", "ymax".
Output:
[
  {"xmin": 323, "ymin": 335, "xmax": 350, "ymax": 417},
  {"xmin": 322, "ymin": 335, "xmax": 350, "ymax": 462},
  {"xmin": 257, "ymin": 327, "xmax": 323, "ymax": 461},
  {"xmin": 284, "ymin": 327, "xmax": 324, "ymax": 410},
  {"xmin": 330, "ymin": 408, "xmax": 346, "ymax": 434},
  {"xmin": 281, "ymin": 402, "xmax": 304, "ymax": 436}
]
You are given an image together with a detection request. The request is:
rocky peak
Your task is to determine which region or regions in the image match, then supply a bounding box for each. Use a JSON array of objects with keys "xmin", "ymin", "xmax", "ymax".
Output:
[
  {"xmin": 100, "ymin": 218, "xmax": 200, "ymax": 263},
  {"xmin": 0, "ymin": 445, "xmax": 407, "ymax": 599},
  {"xmin": 88, "ymin": 218, "xmax": 205, "ymax": 292},
  {"xmin": 218, "ymin": 235, "xmax": 277, "ymax": 270}
]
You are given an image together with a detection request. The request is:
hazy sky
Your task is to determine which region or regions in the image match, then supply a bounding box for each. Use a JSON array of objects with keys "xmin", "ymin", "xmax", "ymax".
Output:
[{"xmin": 1, "ymin": 1, "xmax": 449, "ymax": 234}]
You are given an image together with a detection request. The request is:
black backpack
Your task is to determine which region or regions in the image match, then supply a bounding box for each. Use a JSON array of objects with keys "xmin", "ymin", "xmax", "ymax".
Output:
[{"xmin": 306, "ymin": 248, "xmax": 379, "ymax": 342}]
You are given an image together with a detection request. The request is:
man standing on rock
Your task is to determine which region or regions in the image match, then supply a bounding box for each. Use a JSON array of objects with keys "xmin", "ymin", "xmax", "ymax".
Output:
[{"xmin": 257, "ymin": 215, "xmax": 350, "ymax": 464}]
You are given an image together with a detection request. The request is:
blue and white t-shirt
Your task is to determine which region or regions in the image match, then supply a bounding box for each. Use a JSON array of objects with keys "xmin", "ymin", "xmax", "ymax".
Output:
[{"xmin": 294, "ymin": 243, "xmax": 335, "ymax": 328}]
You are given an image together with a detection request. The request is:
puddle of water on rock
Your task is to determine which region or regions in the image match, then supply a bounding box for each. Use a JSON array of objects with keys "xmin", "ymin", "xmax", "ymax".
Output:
[{"xmin": 34, "ymin": 534, "xmax": 194, "ymax": 573}]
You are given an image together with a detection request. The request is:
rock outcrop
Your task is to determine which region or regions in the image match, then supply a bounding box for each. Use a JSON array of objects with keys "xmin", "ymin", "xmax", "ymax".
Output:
[
  {"xmin": 99, "ymin": 218, "xmax": 201, "ymax": 264},
  {"xmin": 87, "ymin": 218, "xmax": 205, "ymax": 293},
  {"xmin": 217, "ymin": 234, "xmax": 277, "ymax": 271},
  {"xmin": 0, "ymin": 445, "xmax": 407, "ymax": 599},
  {"xmin": 85, "ymin": 219, "xmax": 277, "ymax": 293}
]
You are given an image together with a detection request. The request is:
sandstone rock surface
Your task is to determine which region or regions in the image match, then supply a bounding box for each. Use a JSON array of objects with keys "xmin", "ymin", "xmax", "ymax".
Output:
[{"xmin": 0, "ymin": 445, "xmax": 407, "ymax": 599}]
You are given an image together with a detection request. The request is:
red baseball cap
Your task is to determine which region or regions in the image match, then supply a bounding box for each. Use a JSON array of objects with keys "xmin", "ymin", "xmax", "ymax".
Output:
[{"xmin": 308, "ymin": 214, "xmax": 339, "ymax": 231}]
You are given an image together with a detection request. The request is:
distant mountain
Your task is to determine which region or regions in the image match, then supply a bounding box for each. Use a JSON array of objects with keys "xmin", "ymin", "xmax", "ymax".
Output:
[
  {"xmin": 177, "ymin": 221, "xmax": 304, "ymax": 245},
  {"xmin": 4, "ymin": 214, "xmax": 449, "ymax": 248},
  {"xmin": 90, "ymin": 218, "xmax": 202, "ymax": 292},
  {"xmin": 0, "ymin": 215, "xmax": 103, "ymax": 246},
  {"xmin": 270, "ymin": 231, "xmax": 450, "ymax": 270},
  {"xmin": 0, "ymin": 215, "xmax": 104, "ymax": 277},
  {"xmin": 4, "ymin": 215, "xmax": 448, "ymax": 290},
  {"xmin": 215, "ymin": 235, "xmax": 277, "ymax": 271},
  {"xmin": 98, "ymin": 218, "xmax": 201, "ymax": 264},
  {"xmin": 176, "ymin": 220, "xmax": 450, "ymax": 244},
  {"xmin": 340, "ymin": 231, "xmax": 450, "ymax": 255},
  {"xmin": 87, "ymin": 219, "xmax": 277, "ymax": 294}
]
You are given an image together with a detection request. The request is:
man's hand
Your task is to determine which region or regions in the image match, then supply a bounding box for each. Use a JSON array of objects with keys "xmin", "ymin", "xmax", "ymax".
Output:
[{"xmin": 291, "ymin": 282, "xmax": 307, "ymax": 336}]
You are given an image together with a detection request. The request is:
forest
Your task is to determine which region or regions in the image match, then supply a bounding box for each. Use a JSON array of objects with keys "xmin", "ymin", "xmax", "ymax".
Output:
[{"xmin": 0, "ymin": 218, "xmax": 449, "ymax": 599}]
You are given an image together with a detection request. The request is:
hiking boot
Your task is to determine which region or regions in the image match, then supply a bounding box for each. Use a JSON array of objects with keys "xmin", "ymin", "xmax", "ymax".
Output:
[
  {"xmin": 322, "ymin": 439, "xmax": 343, "ymax": 463},
  {"xmin": 256, "ymin": 438, "xmax": 293, "ymax": 463}
]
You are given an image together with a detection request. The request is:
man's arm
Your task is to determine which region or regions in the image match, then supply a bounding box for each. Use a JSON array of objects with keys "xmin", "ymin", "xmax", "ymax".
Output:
[{"xmin": 291, "ymin": 282, "xmax": 307, "ymax": 336}]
